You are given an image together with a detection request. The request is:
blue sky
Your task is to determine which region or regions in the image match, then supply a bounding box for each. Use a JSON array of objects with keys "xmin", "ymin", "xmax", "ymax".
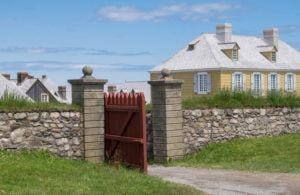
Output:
[{"xmin": 0, "ymin": 0, "xmax": 300, "ymax": 84}]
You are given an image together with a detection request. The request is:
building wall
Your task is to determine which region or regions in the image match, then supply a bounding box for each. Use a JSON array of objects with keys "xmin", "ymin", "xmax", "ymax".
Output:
[
  {"xmin": 151, "ymin": 70, "xmax": 300, "ymax": 98},
  {"xmin": 27, "ymin": 81, "xmax": 56, "ymax": 102},
  {"xmin": 150, "ymin": 71, "xmax": 221, "ymax": 98}
]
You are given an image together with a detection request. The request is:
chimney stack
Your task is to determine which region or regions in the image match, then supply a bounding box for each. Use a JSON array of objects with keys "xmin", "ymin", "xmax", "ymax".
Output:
[
  {"xmin": 2, "ymin": 74, "xmax": 10, "ymax": 80},
  {"xmin": 42, "ymin": 75, "xmax": 47, "ymax": 79},
  {"xmin": 216, "ymin": 23, "xmax": 232, "ymax": 43},
  {"xmin": 17, "ymin": 72, "xmax": 29, "ymax": 84},
  {"xmin": 263, "ymin": 28, "xmax": 279, "ymax": 47},
  {"xmin": 58, "ymin": 86, "xmax": 67, "ymax": 100},
  {"xmin": 107, "ymin": 85, "xmax": 117, "ymax": 93}
]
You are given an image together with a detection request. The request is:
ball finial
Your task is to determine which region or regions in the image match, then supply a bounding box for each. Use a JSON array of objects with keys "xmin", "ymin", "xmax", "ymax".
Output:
[
  {"xmin": 161, "ymin": 68, "xmax": 171, "ymax": 79},
  {"xmin": 82, "ymin": 65, "xmax": 93, "ymax": 78}
]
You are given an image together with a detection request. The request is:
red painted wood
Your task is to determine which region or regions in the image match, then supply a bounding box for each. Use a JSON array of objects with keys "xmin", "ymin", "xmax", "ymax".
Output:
[{"xmin": 104, "ymin": 92, "xmax": 147, "ymax": 173}]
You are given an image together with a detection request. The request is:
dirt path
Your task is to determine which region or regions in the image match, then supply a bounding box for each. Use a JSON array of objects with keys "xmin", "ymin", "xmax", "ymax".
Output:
[{"xmin": 148, "ymin": 165, "xmax": 300, "ymax": 195}]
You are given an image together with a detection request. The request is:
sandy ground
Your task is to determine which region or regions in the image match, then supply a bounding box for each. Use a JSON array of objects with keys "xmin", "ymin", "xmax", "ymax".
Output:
[{"xmin": 148, "ymin": 165, "xmax": 300, "ymax": 195}]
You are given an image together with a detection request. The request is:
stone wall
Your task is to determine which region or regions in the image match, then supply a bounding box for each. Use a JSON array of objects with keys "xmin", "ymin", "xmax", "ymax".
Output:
[
  {"xmin": 0, "ymin": 111, "xmax": 83, "ymax": 158},
  {"xmin": 183, "ymin": 108, "xmax": 300, "ymax": 154}
]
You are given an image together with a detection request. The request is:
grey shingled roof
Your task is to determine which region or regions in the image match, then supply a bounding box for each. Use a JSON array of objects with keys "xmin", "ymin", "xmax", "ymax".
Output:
[
  {"xmin": 19, "ymin": 77, "xmax": 70, "ymax": 103},
  {"xmin": 150, "ymin": 33, "xmax": 300, "ymax": 72},
  {"xmin": 0, "ymin": 74, "xmax": 31, "ymax": 99}
]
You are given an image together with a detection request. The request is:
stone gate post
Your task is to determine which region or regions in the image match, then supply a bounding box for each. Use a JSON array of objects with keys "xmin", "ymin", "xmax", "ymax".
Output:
[
  {"xmin": 68, "ymin": 66, "xmax": 107, "ymax": 163},
  {"xmin": 148, "ymin": 69, "xmax": 184, "ymax": 162}
]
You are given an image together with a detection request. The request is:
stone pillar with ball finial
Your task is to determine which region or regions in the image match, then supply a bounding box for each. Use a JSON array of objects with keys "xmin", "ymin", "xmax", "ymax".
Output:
[
  {"xmin": 68, "ymin": 65, "xmax": 107, "ymax": 163},
  {"xmin": 148, "ymin": 69, "xmax": 184, "ymax": 162}
]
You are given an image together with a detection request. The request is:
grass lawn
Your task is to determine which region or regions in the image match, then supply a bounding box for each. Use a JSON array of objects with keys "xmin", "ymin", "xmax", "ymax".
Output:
[
  {"xmin": 182, "ymin": 90, "xmax": 300, "ymax": 109},
  {"xmin": 0, "ymin": 151, "xmax": 202, "ymax": 194},
  {"xmin": 170, "ymin": 134, "xmax": 300, "ymax": 173}
]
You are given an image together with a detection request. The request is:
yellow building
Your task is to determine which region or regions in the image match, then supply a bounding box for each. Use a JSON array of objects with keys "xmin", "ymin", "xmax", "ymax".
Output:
[{"xmin": 150, "ymin": 23, "xmax": 300, "ymax": 98}]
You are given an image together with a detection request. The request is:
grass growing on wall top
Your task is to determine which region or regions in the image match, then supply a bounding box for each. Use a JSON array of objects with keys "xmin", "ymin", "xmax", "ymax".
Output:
[
  {"xmin": 170, "ymin": 134, "xmax": 300, "ymax": 173},
  {"xmin": 0, "ymin": 91, "xmax": 79, "ymax": 112},
  {"xmin": 0, "ymin": 150, "xmax": 202, "ymax": 194},
  {"xmin": 182, "ymin": 90, "xmax": 300, "ymax": 109}
]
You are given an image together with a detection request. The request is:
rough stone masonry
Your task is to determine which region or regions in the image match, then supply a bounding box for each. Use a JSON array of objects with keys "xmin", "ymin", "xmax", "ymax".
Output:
[
  {"xmin": 0, "ymin": 111, "xmax": 83, "ymax": 158},
  {"xmin": 183, "ymin": 108, "xmax": 300, "ymax": 154}
]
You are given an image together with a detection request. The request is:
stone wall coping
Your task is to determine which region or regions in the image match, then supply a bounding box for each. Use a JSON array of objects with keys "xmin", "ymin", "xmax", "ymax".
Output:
[
  {"xmin": 148, "ymin": 79, "xmax": 184, "ymax": 86},
  {"xmin": 68, "ymin": 78, "xmax": 108, "ymax": 85}
]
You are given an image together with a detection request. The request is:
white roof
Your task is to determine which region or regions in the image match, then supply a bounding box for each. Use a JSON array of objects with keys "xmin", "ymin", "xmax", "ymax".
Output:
[
  {"xmin": 104, "ymin": 81, "xmax": 151, "ymax": 103},
  {"xmin": 0, "ymin": 74, "xmax": 31, "ymax": 100},
  {"xmin": 19, "ymin": 77, "xmax": 71, "ymax": 103},
  {"xmin": 151, "ymin": 33, "xmax": 300, "ymax": 72}
]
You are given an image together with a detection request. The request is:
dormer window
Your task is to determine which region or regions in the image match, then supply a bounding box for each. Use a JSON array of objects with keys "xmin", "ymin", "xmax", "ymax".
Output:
[
  {"xmin": 271, "ymin": 52, "xmax": 276, "ymax": 62},
  {"xmin": 188, "ymin": 44, "xmax": 195, "ymax": 51},
  {"xmin": 232, "ymin": 49, "xmax": 238, "ymax": 61}
]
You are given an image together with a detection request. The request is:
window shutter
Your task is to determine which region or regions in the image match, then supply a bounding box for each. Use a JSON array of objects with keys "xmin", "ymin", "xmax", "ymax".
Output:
[
  {"xmin": 243, "ymin": 73, "xmax": 246, "ymax": 91},
  {"xmin": 261, "ymin": 74, "xmax": 265, "ymax": 96},
  {"xmin": 293, "ymin": 73, "xmax": 297, "ymax": 91},
  {"xmin": 268, "ymin": 74, "xmax": 271, "ymax": 91},
  {"xmin": 231, "ymin": 73, "xmax": 235, "ymax": 91},
  {"xmin": 285, "ymin": 74, "xmax": 288, "ymax": 91},
  {"xmin": 207, "ymin": 73, "xmax": 212, "ymax": 93},
  {"xmin": 193, "ymin": 74, "xmax": 198, "ymax": 93},
  {"xmin": 251, "ymin": 73, "xmax": 254, "ymax": 91},
  {"xmin": 277, "ymin": 74, "xmax": 280, "ymax": 90}
]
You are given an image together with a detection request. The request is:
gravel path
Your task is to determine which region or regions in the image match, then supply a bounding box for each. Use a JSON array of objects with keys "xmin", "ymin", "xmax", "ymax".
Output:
[{"xmin": 149, "ymin": 165, "xmax": 300, "ymax": 195}]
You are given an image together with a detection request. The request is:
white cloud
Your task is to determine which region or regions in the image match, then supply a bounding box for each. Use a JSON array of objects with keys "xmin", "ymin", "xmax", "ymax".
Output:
[
  {"xmin": 97, "ymin": 3, "xmax": 239, "ymax": 22},
  {"xmin": 0, "ymin": 47, "xmax": 151, "ymax": 56}
]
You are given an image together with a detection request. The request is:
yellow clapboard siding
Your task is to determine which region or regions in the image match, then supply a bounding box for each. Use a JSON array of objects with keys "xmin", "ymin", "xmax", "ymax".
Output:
[{"xmin": 150, "ymin": 71, "xmax": 300, "ymax": 98}]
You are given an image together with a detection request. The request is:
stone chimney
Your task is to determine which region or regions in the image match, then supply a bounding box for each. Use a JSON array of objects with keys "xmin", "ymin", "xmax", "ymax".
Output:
[
  {"xmin": 58, "ymin": 86, "xmax": 67, "ymax": 100},
  {"xmin": 263, "ymin": 28, "xmax": 279, "ymax": 47},
  {"xmin": 2, "ymin": 74, "xmax": 10, "ymax": 80},
  {"xmin": 216, "ymin": 23, "xmax": 232, "ymax": 43},
  {"xmin": 17, "ymin": 72, "xmax": 29, "ymax": 84},
  {"xmin": 107, "ymin": 85, "xmax": 117, "ymax": 93}
]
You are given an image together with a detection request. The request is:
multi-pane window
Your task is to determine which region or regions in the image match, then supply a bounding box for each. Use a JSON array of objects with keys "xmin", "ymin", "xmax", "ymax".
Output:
[
  {"xmin": 252, "ymin": 73, "xmax": 262, "ymax": 96},
  {"xmin": 269, "ymin": 73, "xmax": 278, "ymax": 91},
  {"xmin": 232, "ymin": 49, "xmax": 238, "ymax": 61},
  {"xmin": 198, "ymin": 73, "xmax": 208, "ymax": 93},
  {"xmin": 41, "ymin": 93, "xmax": 49, "ymax": 102},
  {"xmin": 194, "ymin": 72, "xmax": 211, "ymax": 94},
  {"xmin": 286, "ymin": 73, "xmax": 295, "ymax": 91},
  {"xmin": 271, "ymin": 52, "xmax": 276, "ymax": 62},
  {"xmin": 233, "ymin": 73, "xmax": 243, "ymax": 91}
]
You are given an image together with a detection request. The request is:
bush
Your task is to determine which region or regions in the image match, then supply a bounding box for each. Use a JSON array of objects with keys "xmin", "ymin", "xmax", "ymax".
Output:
[{"xmin": 182, "ymin": 90, "xmax": 300, "ymax": 109}]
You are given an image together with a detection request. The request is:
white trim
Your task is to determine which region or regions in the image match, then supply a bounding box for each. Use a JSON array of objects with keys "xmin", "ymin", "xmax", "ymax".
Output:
[
  {"xmin": 232, "ymin": 72, "xmax": 244, "ymax": 91},
  {"xmin": 268, "ymin": 72, "xmax": 279, "ymax": 91},
  {"xmin": 285, "ymin": 73, "xmax": 296, "ymax": 92},
  {"xmin": 196, "ymin": 72, "xmax": 210, "ymax": 94},
  {"xmin": 251, "ymin": 72, "xmax": 263, "ymax": 96},
  {"xmin": 41, "ymin": 93, "xmax": 49, "ymax": 102}
]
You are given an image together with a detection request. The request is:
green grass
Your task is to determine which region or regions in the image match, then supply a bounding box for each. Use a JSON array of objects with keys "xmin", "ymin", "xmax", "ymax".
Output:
[
  {"xmin": 182, "ymin": 90, "xmax": 300, "ymax": 109},
  {"xmin": 170, "ymin": 134, "xmax": 300, "ymax": 173},
  {"xmin": 0, "ymin": 91, "xmax": 79, "ymax": 112},
  {"xmin": 0, "ymin": 150, "xmax": 202, "ymax": 194}
]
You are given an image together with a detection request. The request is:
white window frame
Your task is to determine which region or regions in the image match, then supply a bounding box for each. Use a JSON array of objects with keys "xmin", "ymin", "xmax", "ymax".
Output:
[
  {"xmin": 268, "ymin": 72, "xmax": 279, "ymax": 91},
  {"xmin": 251, "ymin": 72, "xmax": 264, "ymax": 96},
  {"xmin": 285, "ymin": 73, "xmax": 296, "ymax": 92},
  {"xmin": 41, "ymin": 93, "xmax": 49, "ymax": 102},
  {"xmin": 232, "ymin": 72, "xmax": 245, "ymax": 91},
  {"xmin": 232, "ymin": 49, "xmax": 238, "ymax": 61},
  {"xmin": 194, "ymin": 72, "xmax": 211, "ymax": 94}
]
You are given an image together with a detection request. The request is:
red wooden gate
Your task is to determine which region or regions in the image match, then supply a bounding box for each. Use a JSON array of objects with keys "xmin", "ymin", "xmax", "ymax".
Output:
[{"xmin": 104, "ymin": 92, "xmax": 147, "ymax": 173}]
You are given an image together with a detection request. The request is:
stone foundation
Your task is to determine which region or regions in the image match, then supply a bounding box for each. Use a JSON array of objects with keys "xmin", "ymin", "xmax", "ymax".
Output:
[{"xmin": 0, "ymin": 111, "xmax": 83, "ymax": 158}]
